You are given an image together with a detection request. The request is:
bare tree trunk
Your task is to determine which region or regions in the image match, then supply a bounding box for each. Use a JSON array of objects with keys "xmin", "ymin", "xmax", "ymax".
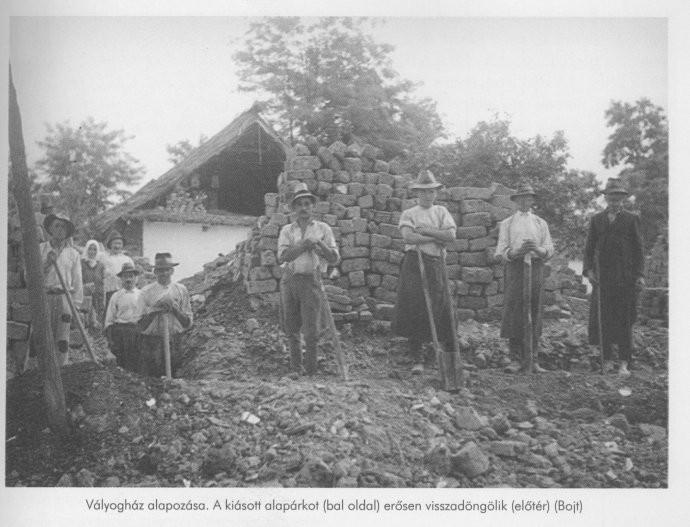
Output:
[{"xmin": 8, "ymin": 66, "xmax": 69, "ymax": 436}]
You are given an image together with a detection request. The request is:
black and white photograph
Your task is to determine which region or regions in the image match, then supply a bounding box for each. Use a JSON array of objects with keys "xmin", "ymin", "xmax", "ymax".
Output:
[{"xmin": 2, "ymin": 1, "xmax": 687, "ymax": 526}]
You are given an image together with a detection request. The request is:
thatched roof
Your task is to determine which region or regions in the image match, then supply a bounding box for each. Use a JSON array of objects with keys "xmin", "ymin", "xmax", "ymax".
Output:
[{"xmin": 92, "ymin": 105, "xmax": 288, "ymax": 234}]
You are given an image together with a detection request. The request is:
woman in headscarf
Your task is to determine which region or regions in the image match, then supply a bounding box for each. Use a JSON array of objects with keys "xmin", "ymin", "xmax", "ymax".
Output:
[{"xmin": 81, "ymin": 239, "xmax": 105, "ymax": 329}]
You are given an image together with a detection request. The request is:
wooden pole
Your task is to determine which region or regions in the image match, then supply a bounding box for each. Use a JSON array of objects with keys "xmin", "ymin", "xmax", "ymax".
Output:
[
  {"xmin": 50, "ymin": 261, "xmax": 99, "ymax": 364},
  {"xmin": 439, "ymin": 248, "xmax": 463, "ymax": 390},
  {"xmin": 8, "ymin": 66, "xmax": 69, "ymax": 435},
  {"xmin": 522, "ymin": 252, "xmax": 534, "ymax": 373},
  {"xmin": 595, "ymin": 255, "xmax": 605, "ymax": 374},
  {"xmin": 416, "ymin": 247, "xmax": 447, "ymax": 389},
  {"xmin": 162, "ymin": 314, "xmax": 172, "ymax": 379}
]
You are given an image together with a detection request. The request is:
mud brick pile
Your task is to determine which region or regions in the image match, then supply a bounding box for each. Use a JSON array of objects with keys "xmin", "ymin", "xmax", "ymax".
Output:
[
  {"xmin": 640, "ymin": 232, "xmax": 668, "ymax": 324},
  {"xmin": 230, "ymin": 138, "xmax": 579, "ymax": 324}
]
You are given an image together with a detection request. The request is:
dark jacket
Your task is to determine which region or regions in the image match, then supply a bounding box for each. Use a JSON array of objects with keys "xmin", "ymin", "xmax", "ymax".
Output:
[{"xmin": 583, "ymin": 209, "xmax": 644, "ymax": 286}]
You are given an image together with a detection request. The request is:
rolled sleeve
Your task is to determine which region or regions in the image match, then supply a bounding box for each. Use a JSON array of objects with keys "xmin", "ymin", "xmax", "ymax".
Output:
[
  {"xmin": 438, "ymin": 206, "xmax": 457, "ymax": 231},
  {"xmin": 398, "ymin": 209, "xmax": 414, "ymax": 230},
  {"xmin": 321, "ymin": 223, "xmax": 339, "ymax": 264}
]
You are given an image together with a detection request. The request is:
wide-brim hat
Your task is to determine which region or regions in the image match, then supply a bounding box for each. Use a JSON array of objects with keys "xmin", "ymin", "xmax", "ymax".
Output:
[
  {"xmin": 510, "ymin": 183, "xmax": 537, "ymax": 201},
  {"xmin": 153, "ymin": 252, "xmax": 179, "ymax": 269},
  {"xmin": 106, "ymin": 230, "xmax": 126, "ymax": 248},
  {"xmin": 290, "ymin": 182, "xmax": 317, "ymax": 206},
  {"xmin": 43, "ymin": 213, "xmax": 75, "ymax": 237},
  {"xmin": 410, "ymin": 169, "xmax": 443, "ymax": 190},
  {"xmin": 116, "ymin": 262, "xmax": 140, "ymax": 277},
  {"xmin": 603, "ymin": 177, "xmax": 629, "ymax": 195}
]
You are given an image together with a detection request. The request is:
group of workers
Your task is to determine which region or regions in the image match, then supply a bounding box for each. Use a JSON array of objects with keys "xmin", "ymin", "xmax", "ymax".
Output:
[
  {"xmin": 280, "ymin": 172, "xmax": 644, "ymax": 382},
  {"xmin": 38, "ymin": 211, "xmax": 192, "ymax": 375},
  {"xmin": 35, "ymin": 170, "xmax": 643, "ymax": 384}
]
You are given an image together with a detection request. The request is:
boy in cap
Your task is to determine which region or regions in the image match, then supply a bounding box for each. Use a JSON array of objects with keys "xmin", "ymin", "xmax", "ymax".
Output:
[
  {"xmin": 103, "ymin": 230, "xmax": 134, "ymax": 316},
  {"xmin": 583, "ymin": 178, "xmax": 644, "ymax": 376},
  {"xmin": 136, "ymin": 253, "xmax": 193, "ymax": 376},
  {"xmin": 496, "ymin": 183, "xmax": 554, "ymax": 373},
  {"xmin": 39, "ymin": 212, "xmax": 83, "ymax": 365},
  {"xmin": 278, "ymin": 182, "xmax": 339, "ymax": 375},
  {"xmin": 391, "ymin": 170, "xmax": 458, "ymax": 375},
  {"xmin": 104, "ymin": 262, "xmax": 142, "ymax": 371}
]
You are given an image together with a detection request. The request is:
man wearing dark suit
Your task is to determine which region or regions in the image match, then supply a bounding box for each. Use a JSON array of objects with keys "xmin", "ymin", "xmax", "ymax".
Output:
[{"xmin": 583, "ymin": 178, "xmax": 645, "ymax": 376}]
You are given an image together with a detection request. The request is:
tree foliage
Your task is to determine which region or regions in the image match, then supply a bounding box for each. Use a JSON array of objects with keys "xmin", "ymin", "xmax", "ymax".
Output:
[
  {"xmin": 166, "ymin": 134, "xmax": 208, "ymax": 166},
  {"xmin": 34, "ymin": 117, "xmax": 143, "ymax": 230},
  {"xmin": 233, "ymin": 17, "xmax": 443, "ymax": 157},
  {"xmin": 424, "ymin": 118, "xmax": 600, "ymax": 256},
  {"xmin": 602, "ymin": 98, "xmax": 668, "ymax": 248}
]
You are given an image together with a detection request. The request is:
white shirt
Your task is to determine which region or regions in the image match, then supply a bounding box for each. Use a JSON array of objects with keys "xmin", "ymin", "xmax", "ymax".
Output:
[
  {"xmin": 137, "ymin": 281, "xmax": 193, "ymax": 337},
  {"xmin": 103, "ymin": 252, "xmax": 134, "ymax": 293},
  {"xmin": 399, "ymin": 204, "xmax": 457, "ymax": 257},
  {"xmin": 278, "ymin": 219, "xmax": 339, "ymax": 275},
  {"xmin": 496, "ymin": 210, "xmax": 554, "ymax": 261},
  {"xmin": 40, "ymin": 241, "xmax": 83, "ymax": 304},
  {"xmin": 104, "ymin": 287, "xmax": 142, "ymax": 327}
]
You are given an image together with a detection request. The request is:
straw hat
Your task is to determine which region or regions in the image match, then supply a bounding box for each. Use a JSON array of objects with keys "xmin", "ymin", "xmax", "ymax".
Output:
[
  {"xmin": 153, "ymin": 252, "xmax": 179, "ymax": 269},
  {"xmin": 603, "ymin": 177, "xmax": 629, "ymax": 195},
  {"xmin": 290, "ymin": 182, "xmax": 317, "ymax": 206},
  {"xmin": 116, "ymin": 262, "xmax": 140, "ymax": 277},
  {"xmin": 510, "ymin": 183, "xmax": 537, "ymax": 201},
  {"xmin": 43, "ymin": 212, "xmax": 75, "ymax": 237},
  {"xmin": 409, "ymin": 169, "xmax": 442, "ymax": 190}
]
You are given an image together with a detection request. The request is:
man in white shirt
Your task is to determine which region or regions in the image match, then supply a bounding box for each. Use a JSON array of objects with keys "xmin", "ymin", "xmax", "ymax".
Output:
[
  {"xmin": 137, "ymin": 253, "xmax": 193, "ymax": 377},
  {"xmin": 104, "ymin": 262, "xmax": 142, "ymax": 371},
  {"xmin": 103, "ymin": 230, "xmax": 134, "ymax": 316},
  {"xmin": 496, "ymin": 183, "xmax": 554, "ymax": 373},
  {"xmin": 278, "ymin": 182, "xmax": 339, "ymax": 375},
  {"xmin": 39, "ymin": 212, "xmax": 83, "ymax": 366},
  {"xmin": 391, "ymin": 170, "xmax": 458, "ymax": 376}
]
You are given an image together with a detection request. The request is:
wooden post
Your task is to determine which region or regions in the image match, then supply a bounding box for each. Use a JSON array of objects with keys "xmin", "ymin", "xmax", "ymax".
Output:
[
  {"xmin": 50, "ymin": 261, "xmax": 99, "ymax": 364},
  {"xmin": 522, "ymin": 252, "xmax": 534, "ymax": 373},
  {"xmin": 8, "ymin": 67, "xmax": 69, "ymax": 435},
  {"xmin": 161, "ymin": 314, "xmax": 172, "ymax": 379},
  {"xmin": 416, "ymin": 248, "xmax": 448, "ymax": 389},
  {"xmin": 439, "ymin": 248, "xmax": 463, "ymax": 391}
]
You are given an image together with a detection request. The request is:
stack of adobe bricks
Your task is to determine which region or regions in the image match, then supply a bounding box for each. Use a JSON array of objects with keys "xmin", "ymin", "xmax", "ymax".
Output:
[{"xmin": 233, "ymin": 138, "xmax": 576, "ymax": 323}]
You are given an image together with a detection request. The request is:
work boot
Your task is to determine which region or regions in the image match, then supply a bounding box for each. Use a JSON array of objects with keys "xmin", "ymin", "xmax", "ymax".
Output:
[{"xmin": 618, "ymin": 361, "xmax": 631, "ymax": 377}]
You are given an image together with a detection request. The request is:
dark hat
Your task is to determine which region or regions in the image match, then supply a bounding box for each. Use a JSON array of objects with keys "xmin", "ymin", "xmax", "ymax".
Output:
[
  {"xmin": 510, "ymin": 183, "xmax": 537, "ymax": 201},
  {"xmin": 43, "ymin": 212, "xmax": 75, "ymax": 237},
  {"xmin": 153, "ymin": 252, "xmax": 179, "ymax": 269},
  {"xmin": 106, "ymin": 230, "xmax": 126, "ymax": 249},
  {"xmin": 116, "ymin": 262, "xmax": 140, "ymax": 277},
  {"xmin": 603, "ymin": 177, "xmax": 629, "ymax": 195},
  {"xmin": 290, "ymin": 182, "xmax": 317, "ymax": 206},
  {"xmin": 410, "ymin": 169, "xmax": 443, "ymax": 190}
]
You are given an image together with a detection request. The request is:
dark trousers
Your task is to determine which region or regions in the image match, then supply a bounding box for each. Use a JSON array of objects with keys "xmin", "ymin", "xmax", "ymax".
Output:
[{"xmin": 109, "ymin": 323, "xmax": 139, "ymax": 371}]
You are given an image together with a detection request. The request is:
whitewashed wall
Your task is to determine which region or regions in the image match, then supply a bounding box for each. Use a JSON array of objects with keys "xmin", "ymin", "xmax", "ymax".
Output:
[{"xmin": 142, "ymin": 221, "xmax": 251, "ymax": 280}]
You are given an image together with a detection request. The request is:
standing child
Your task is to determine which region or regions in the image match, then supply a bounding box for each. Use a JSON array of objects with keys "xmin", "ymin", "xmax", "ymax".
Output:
[{"xmin": 104, "ymin": 262, "xmax": 142, "ymax": 371}]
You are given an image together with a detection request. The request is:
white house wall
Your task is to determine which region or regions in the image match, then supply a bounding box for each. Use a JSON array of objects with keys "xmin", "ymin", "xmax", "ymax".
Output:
[{"xmin": 142, "ymin": 221, "xmax": 251, "ymax": 280}]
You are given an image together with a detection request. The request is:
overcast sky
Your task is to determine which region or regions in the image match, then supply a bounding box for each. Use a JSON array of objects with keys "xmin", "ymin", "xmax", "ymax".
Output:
[{"xmin": 9, "ymin": 17, "xmax": 667, "ymax": 188}]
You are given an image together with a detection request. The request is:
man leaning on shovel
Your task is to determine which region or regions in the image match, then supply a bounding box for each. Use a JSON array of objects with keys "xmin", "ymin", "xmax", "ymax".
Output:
[
  {"xmin": 496, "ymin": 183, "xmax": 554, "ymax": 374},
  {"xmin": 39, "ymin": 212, "xmax": 83, "ymax": 366},
  {"xmin": 137, "ymin": 252, "xmax": 193, "ymax": 377},
  {"xmin": 391, "ymin": 170, "xmax": 459, "ymax": 378}
]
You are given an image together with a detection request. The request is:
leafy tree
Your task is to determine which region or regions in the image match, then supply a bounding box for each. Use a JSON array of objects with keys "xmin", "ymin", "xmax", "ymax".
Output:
[
  {"xmin": 422, "ymin": 118, "xmax": 599, "ymax": 256},
  {"xmin": 602, "ymin": 98, "xmax": 668, "ymax": 248},
  {"xmin": 166, "ymin": 134, "xmax": 208, "ymax": 166},
  {"xmin": 233, "ymin": 17, "xmax": 443, "ymax": 156},
  {"xmin": 34, "ymin": 117, "xmax": 143, "ymax": 230}
]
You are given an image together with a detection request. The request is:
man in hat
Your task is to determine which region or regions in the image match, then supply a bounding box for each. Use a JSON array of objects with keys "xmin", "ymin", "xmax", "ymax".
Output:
[
  {"xmin": 39, "ymin": 212, "xmax": 83, "ymax": 365},
  {"xmin": 583, "ymin": 178, "xmax": 644, "ymax": 376},
  {"xmin": 104, "ymin": 262, "xmax": 142, "ymax": 371},
  {"xmin": 136, "ymin": 253, "xmax": 193, "ymax": 376},
  {"xmin": 496, "ymin": 183, "xmax": 554, "ymax": 373},
  {"xmin": 103, "ymin": 230, "xmax": 134, "ymax": 316},
  {"xmin": 392, "ymin": 170, "xmax": 458, "ymax": 375},
  {"xmin": 278, "ymin": 182, "xmax": 339, "ymax": 375}
]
